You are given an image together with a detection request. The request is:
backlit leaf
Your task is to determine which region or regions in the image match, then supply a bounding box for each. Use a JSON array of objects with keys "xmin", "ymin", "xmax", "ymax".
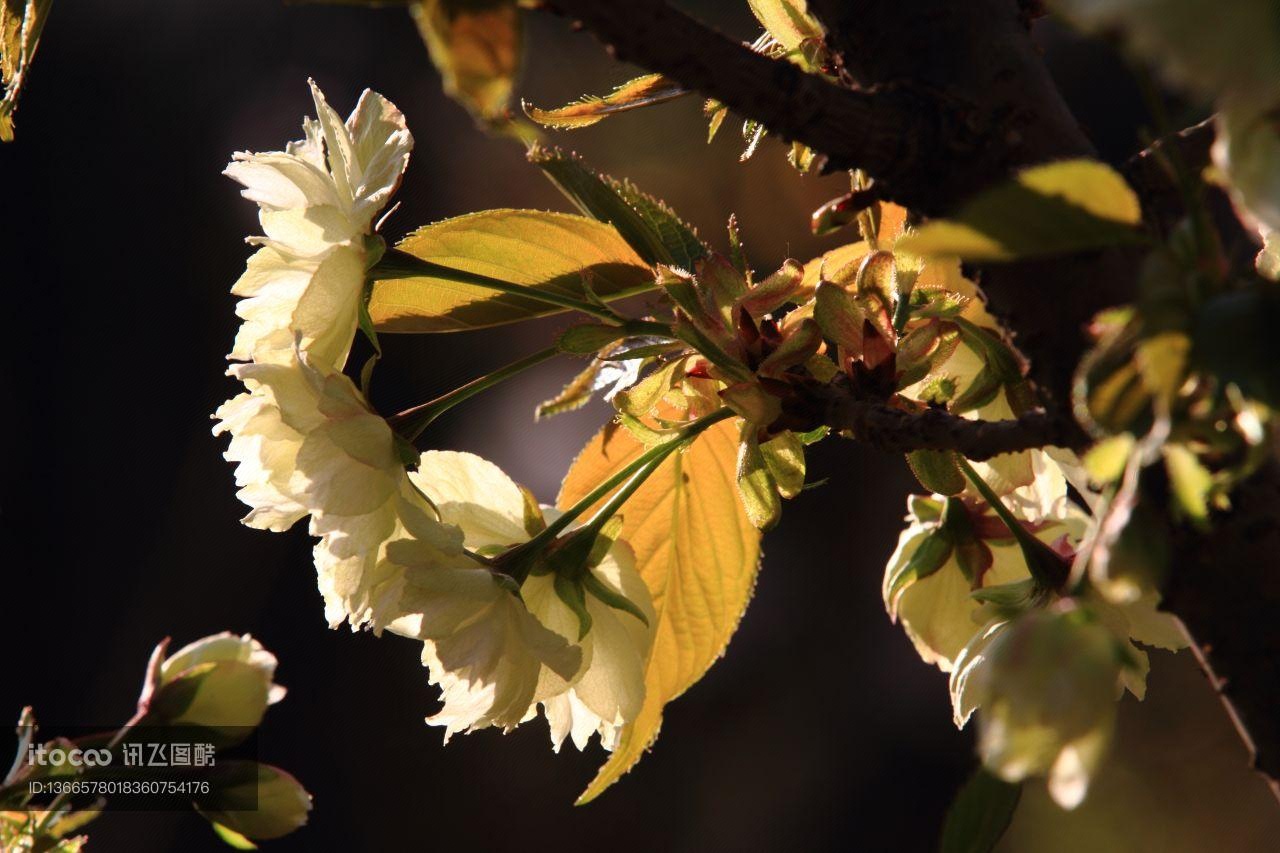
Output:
[
  {"xmin": 529, "ymin": 144, "xmax": 708, "ymax": 269},
  {"xmin": 195, "ymin": 762, "xmax": 311, "ymax": 841},
  {"xmin": 896, "ymin": 160, "xmax": 1143, "ymax": 261},
  {"xmin": 368, "ymin": 210, "xmax": 654, "ymax": 332},
  {"xmin": 1163, "ymin": 443, "xmax": 1213, "ymax": 523},
  {"xmin": 747, "ymin": 0, "xmax": 824, "ymax": 52},
  {"xmin": 525, "ymin": 73, "xmax": 687, "ymax": 129},
  {"xmin": 761, "ymin": 431, "xmax": 806, "ymax": 498},
  {"xmin": 736, "ymin": 430, "xmax": 782, "ymax": 530},
  {"xmin": 0, "ymin": 0, "xmax": 53, "ymax": 142},
  {"xmin": 907, "ymin": 448, "xmax": 966, "ymax": 496},
  {"xmin": 559, "ymin": 418, "xmax": 761, "ymax": 802},
  {"xmin": 412, "ymin": 0, "xmax": 521, "ymax": 124}
]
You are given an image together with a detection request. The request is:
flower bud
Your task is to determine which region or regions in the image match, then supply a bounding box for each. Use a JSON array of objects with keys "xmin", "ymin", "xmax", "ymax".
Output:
[{"xmin": 149, "ymin": 633, "xmax": 284, "ymax": 736}]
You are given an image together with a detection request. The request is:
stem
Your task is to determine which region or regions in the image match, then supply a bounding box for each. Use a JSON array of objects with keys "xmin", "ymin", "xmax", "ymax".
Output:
[
  {"xmin": 389, "ymin": 346, "xmax": 559, "ymax": 441},
  {"xmin": 577, "ymin": 451, "xmax": 670, "ymax": 538},
  {"xmin": 956, "ymin": 455, "xmax": 1069, "ymax": 590},
  {"xmin": 525, "ymin": 408, "xmax": 734, "ymax": 552}
]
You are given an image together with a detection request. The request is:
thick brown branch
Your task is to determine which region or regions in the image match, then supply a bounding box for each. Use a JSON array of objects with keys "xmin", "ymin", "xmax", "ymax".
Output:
[
  {"xmin": 824, "ymin": 401, "xmax": 1076, "ymax": 461},
  {"xmin": 544, "ymin": 0, "xmax": 986, "ymax": 211},
  {"xmin": 775, "ymin": 374, "xmax": 1083, "ymax": 459}
]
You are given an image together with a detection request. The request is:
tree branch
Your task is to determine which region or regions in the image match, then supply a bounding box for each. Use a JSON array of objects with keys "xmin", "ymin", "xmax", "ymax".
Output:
[
  {"xmin": 825, "ymin": 402, "xmax": 1076, "ymax": 460},
  {"xmin": 543, "ymin": 0, "xmax": 912, "ymax": 168},
  {"xmin": 543, "ymin": 0, "xmax": 1020, "ymax": 212},
  {"xmin": 786, "ymin": 374, "xmax": 1081, "ymax": 460}
]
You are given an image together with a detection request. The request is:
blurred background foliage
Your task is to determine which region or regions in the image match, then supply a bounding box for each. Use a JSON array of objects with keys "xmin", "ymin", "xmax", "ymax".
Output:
[{"xmin": 0, "ymin": 1, "xmax": 1276, "ymax": 849}]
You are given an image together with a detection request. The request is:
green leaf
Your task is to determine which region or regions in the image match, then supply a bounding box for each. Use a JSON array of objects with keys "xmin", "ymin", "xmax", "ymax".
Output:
[
  {"xmin": 556, "ymin": 323, "xmax": 628, "ymax": 355},
  {"xmin": 524, "ymin": 73, "xmax": 687, "ymax": 129},
  {"xmin": 736, "ymin": 430, "xmax": 782, "ymax": 530},
  {"xmin": 719, "ymin": 381, "xmax": 783, "ymax": 426},
  {"xmin": 737, "ymin": 259, "xmax": 804, "ymax": 316},
  {"xmin": 529, "ymin": 144, "xmax": 708, "ymax": 269},
  {"xmin": 939, "ymin": 767, "xmax": 1022, "ymax": 853},
  {"xmin": 1163, "ymin": 442, "xmax": 1213, "ymax": 523},
  {"xmin": 614, "ymin": 358, "xmax": 685, "ymax": 419},
  {"xmin": 885, "ymin": 528, "xmax": 954, "ymax": 604},
  {"xmin": 950, "ymin": 318, "xmax": 1026, "ymax": 413},
  {"xmin": 1082, "ymin": 433, "xmax": 1135, "ymax": 486},
  {"xmin": 582, "ymin": 568, "xmax": 650, "ymax": 627},
  {"xmin": 758, "ymin": 318, "xmax": 822, "ymax": 377},
  {"xmin": 367, "ymin": 210, "xmax": 654, "ymax": 332},
  {"xmin": 696, "ymin": 253, "xmax": 748, "ymax": 325},
  {"xmin": 411, "ymin": 0, "xmax": 522, "ymax": 125},
  {"xmin": 554, "ymin": 568, "xmax": 594, "ymax": 640},
  {"xmin": 195, "ymin": 762, "xmax": 311, "ymax": 842},
  {"xmin": 211, "ymin": 823, "xmax": 258, "ymax": 850},
  {"xmin": 536, "ymin": 355, "xmax": 641, "ymax": 421},
  {"xmin": 907, "ymin": 449, "xmax": 966, "ymax": 496},
  {"xmin": 748, "ymin": 0, "xmax": 824, "ymax": 51},
  {"xmin": 896, "ymin": 160, "xmax": 1144, "ymax": 261},
  {"xmin": 536, "ymin": 361, "xmax": 604, "ymax": 421},
  {"xmin": 814, "ymin": 280, "xmax": 865, "ymax": 354},
  {"xmin": 761, "ymin": 431, "xmax": 806, "ymax": 498},
  {"xmin": 704, "ymin": 98, "xmax": 728, "ymax": 141}
]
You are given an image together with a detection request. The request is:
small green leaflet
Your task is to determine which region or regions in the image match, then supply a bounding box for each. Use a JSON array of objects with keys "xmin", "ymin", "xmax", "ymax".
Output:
[{"xmin": 907, "ymin": 448, "xmax": 965, "ymax": 496}]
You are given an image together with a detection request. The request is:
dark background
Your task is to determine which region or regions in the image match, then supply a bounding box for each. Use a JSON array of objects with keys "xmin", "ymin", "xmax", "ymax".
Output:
[{"xmin": 2, "ymin": 2, "xmax": 1278, "ymax": 850}]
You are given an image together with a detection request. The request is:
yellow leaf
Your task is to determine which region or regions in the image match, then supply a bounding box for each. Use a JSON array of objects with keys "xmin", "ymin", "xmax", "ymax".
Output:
[
  {"xmin": 1163, "ymin": 443, "xmax": 1214, "ymax": 523},
  {"xmin": 0, "ymin": 0, "xmax": 53, "ymax": 142},
  {"xmin": 368, "ymin": 209, "xmax": 655, "ymax": 332},
  {"xmin": 1134, "ymin": 330, "xmax": 1190, "ymax": 403},
  {"xmin": 895, "ymin": 160, "xmax": 1143, "ymax": 261},
  {"xmin": 524, "ymin": 73, "xmax": 687, "ymax": 130},
  {"xmin": 747, "ymin": 0, "xmax": 824, "ymax": 52},
  {"xmin": 558, "ymin": 418, "xmax": 761, "ymax": 803},
  {"xmin": 800, "ymin": 240, "xmax": 868, "ymax": 298},
  {"xmin": 1082, "ymin": 433, "xmax": 1135, "ymax": 486},
  {"xmin": 412, "ymin": 0, "xmax": 520, "ymax": 122}
]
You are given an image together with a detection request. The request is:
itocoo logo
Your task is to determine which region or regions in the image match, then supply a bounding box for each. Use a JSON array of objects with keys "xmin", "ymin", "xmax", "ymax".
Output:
[{"xmin": 27, "ymin": 744, "xmax": 113, "ymax": 767}]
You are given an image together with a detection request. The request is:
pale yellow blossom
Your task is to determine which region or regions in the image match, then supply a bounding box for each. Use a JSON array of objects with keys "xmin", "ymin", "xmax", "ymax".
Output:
[
  {"xmin": 398, "ymin": 452, "xmax": 654, "ymax": 748},
  {"xmin": 223, "ymin": 80, "xmax": 411, "ymax": 368}
]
